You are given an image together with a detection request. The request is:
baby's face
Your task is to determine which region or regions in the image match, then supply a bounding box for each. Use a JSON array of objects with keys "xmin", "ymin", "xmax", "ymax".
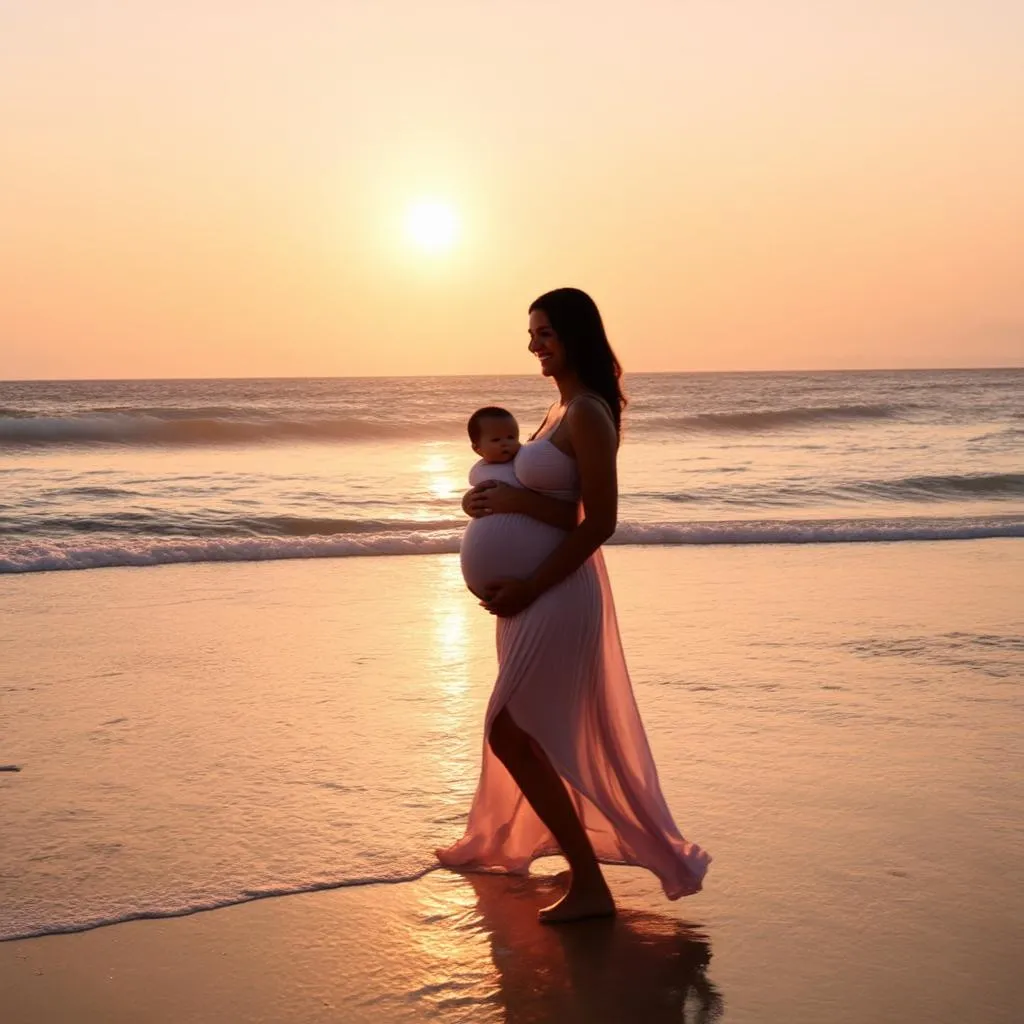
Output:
[{"xmin": 474, "ymin": 416, "xmax": 521, "ymax": 464}]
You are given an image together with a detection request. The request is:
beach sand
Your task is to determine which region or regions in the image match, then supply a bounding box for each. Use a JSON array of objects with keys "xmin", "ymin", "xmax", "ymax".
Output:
[{"xmin": 2, "ymin": 542, "xmax": 1022, "ymax": 1022}]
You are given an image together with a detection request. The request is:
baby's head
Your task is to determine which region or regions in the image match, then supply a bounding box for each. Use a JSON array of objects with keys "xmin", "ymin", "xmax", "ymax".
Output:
[{"xmin": 468, "ymin": 406, "xmax": 520, "ymax": 464}]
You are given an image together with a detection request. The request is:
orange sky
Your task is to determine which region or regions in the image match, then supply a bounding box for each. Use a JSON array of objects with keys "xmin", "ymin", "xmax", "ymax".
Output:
[{"xmin": 2, "ymin": 1, "xmax": 1022, "ymax": 379}]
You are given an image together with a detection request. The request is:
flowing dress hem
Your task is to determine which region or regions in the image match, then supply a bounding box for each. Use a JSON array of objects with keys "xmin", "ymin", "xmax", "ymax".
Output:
[
  {"xmin": 435, "ymin": 844, "xmax": 710, "ymax": 900},
  {"xmin": 436, "ymin": 674, "xmax": 711, "ymax": 900}
]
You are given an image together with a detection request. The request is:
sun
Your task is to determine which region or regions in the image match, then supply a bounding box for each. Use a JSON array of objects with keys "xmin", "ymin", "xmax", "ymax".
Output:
[{"xmin": 404, "ymin": 200, "xmax": 459, "ymax": 253}]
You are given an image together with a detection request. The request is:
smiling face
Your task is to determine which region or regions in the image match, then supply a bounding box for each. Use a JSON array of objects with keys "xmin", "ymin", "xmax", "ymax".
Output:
[{"xmin": 528, "ymin": 308, "xmax": 569, "ymax": 378}]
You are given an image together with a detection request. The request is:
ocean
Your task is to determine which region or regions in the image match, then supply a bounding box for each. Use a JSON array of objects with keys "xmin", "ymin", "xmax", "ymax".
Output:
[
  {"xmin": 2, "ymin": 369, "xmax": 1022, "ymax": 969},
  {"xmin": 2, "ymin": 369, "xmax": 1022, "ymax": 573}
]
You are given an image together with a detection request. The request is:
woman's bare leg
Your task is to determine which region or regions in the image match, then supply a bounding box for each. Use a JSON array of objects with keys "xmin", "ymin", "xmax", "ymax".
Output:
[{"xmin": 489, "ymin": 708, "xmax": 615, "ymax": 923}]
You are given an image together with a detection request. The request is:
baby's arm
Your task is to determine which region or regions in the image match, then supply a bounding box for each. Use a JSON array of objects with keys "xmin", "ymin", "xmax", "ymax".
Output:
[
  {"xmin": 468, "ymin": 460, "xmax": 494, "ymax": 488},
  {"xmin": 468, "ymin": 460, "xmax": 521, "ymax": 488}
]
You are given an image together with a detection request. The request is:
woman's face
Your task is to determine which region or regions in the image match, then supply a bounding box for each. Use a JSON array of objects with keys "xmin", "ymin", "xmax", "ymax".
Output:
[{"xmin": 528, "ymin": 309, "xmax": 568, "ymax": 378}]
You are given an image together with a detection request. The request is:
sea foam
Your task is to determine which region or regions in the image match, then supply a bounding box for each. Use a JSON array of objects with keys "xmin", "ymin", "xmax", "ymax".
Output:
[
  {"xmin": 3, "ymin": 515, "xmax": 1022, "ymax": 573},
  {"xmin": 2, "ymin": 866, "xmax": 443, "ymax": 943}
]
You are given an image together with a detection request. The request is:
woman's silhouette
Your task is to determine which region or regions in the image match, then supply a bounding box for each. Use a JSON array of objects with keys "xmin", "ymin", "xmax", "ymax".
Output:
[{"xmin": 438, "ymin": 288, "xmax": 710, "ymax": 921}]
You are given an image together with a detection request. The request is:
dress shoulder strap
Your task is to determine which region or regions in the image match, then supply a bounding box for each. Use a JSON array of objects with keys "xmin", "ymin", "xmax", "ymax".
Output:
[
  {"xmin": 548, "ymin": 391, "xmax": 616, "ymax": 450},
  {"xmin": 564, "ymin": 392, "xmax": 615, "ymax": 420}
]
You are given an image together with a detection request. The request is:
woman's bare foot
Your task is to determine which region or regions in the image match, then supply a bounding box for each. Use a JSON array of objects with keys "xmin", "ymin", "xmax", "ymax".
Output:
[{"xmin": 538, "ymin": 873, "xmax": 616, "ymax": 924}]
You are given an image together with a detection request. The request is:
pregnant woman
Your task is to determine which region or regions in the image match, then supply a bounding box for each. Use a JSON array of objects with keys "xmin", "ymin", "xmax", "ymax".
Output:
[{"xmin": 437, "ymin": 288, "xmax": 710, "ymax": 922}]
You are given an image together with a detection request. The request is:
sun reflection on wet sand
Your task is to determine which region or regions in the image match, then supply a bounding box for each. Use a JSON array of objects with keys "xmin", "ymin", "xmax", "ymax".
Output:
[
  {"xmin": 427, "ymin": 556, "xmax": 488, "ymax": 827},
  {"xmin": 408, "ymin": 875, "xmax": 500, "ymax": 1018},
  {"xmin": 410, "ymin": 871, "xmax": 723, "ymax": 1023},
  {"xmin": 429, "ymin": 557, "xmax": 474, "ymax": 697}
]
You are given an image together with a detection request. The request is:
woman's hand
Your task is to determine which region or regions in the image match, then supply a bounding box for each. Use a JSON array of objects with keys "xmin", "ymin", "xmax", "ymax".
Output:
[
  {"xmin": 462, "ymin": 481, "xmax": 522, "ymax": 518},
  {"xmin": 462, "ymin": 482, "xmax": 495, "ymax": 518},
  {"xmin": 477, "ymin": 482, "xmax": 522, "ymax": 514},
  {"xmin": 480, "ymin": 577, "xmax": 539, "ymax": 617}
]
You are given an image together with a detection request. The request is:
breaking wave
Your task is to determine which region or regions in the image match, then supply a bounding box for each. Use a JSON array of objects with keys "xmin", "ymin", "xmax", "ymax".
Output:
[
  {"xmin": 634, "ymin": 471, "xmax": 1024, "ymax": 508},
  {"xmin": 0, "ymin": 410, "xmax": 463, "ymax": 446},
  {"xmin": 645, "ymin": 403, "xmax": 908, "ymax": 432},
  {"xmin": 1, "ymin": 401, "xmax": 922, "ymax": 447},
  {"xmin": 848, "ymin": 472, "xmax": 1024, "ymax": 501},
  {"xmin": 3, "ymin": 515, "xmax": 1021, "ymax": 573}
]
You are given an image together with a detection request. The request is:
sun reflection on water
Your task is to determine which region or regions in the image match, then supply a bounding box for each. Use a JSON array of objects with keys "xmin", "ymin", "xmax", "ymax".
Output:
[
  {"xmin": 422, "ymin": 449, "xmax": 462, "ymax": 502},
  {"xmin": 430, "ymin": 558, "xmax": 472, "ymax": 698}
]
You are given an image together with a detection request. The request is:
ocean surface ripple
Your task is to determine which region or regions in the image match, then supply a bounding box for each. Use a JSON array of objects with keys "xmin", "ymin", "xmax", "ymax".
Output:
[{"xmin": 2, "ymin": 369, "xmax": 1021, "ymax": 573}]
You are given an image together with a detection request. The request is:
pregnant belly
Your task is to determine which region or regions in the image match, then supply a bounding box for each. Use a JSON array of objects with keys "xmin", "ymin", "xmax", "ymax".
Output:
[{"xmin": 460, "ymin": 514, "xmax": 566, "ymax": 597}]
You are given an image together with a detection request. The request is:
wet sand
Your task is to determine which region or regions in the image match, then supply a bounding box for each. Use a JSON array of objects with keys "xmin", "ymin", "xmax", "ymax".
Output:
[{"xmin": 2, "ymin": 541, "xmax": 1022, "ymax": 1022}]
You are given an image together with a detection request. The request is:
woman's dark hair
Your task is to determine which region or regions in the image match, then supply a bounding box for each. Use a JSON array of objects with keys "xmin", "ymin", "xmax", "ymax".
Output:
[{"xmin": 529, "ymin": 287, "xmax": 626, "ymax": 435}]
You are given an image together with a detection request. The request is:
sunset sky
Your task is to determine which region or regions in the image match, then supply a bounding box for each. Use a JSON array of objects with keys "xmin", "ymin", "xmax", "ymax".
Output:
[{"xmin": 2, "ymin": 1, "xmax": 1022, "ymax": 379}]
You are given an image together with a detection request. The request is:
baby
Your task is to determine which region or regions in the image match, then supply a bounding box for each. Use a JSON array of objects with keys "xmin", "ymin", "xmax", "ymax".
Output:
[
  {"xmin": 466, "ymin": 405, "xmax": 522, "ymax": 487},
  {"xmin": 460, "ymin": 406, "xmax": 525, "ymax": 597},
  {"xmin": 459, "ymin": 404, "xmax": 569, "ymax": 600}
]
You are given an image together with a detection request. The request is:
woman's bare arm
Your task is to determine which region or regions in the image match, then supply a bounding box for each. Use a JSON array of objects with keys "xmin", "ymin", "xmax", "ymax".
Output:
[
  {"xmin": 512, "ymin": 487, "xmax": 579, "ymax": 530},
  {"xmin": 481, "ymin": 396, "xmax": 617, "ymax": 614},
  {"xmin": 526, "ymin": 397, "xmax": 617, "ymax": 593}
]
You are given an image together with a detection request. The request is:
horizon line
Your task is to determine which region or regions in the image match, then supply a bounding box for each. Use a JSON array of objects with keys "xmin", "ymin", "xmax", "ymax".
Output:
[{"xmin": 2, "ymin": 365, "xmax": 1022, "ymax": 385}]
